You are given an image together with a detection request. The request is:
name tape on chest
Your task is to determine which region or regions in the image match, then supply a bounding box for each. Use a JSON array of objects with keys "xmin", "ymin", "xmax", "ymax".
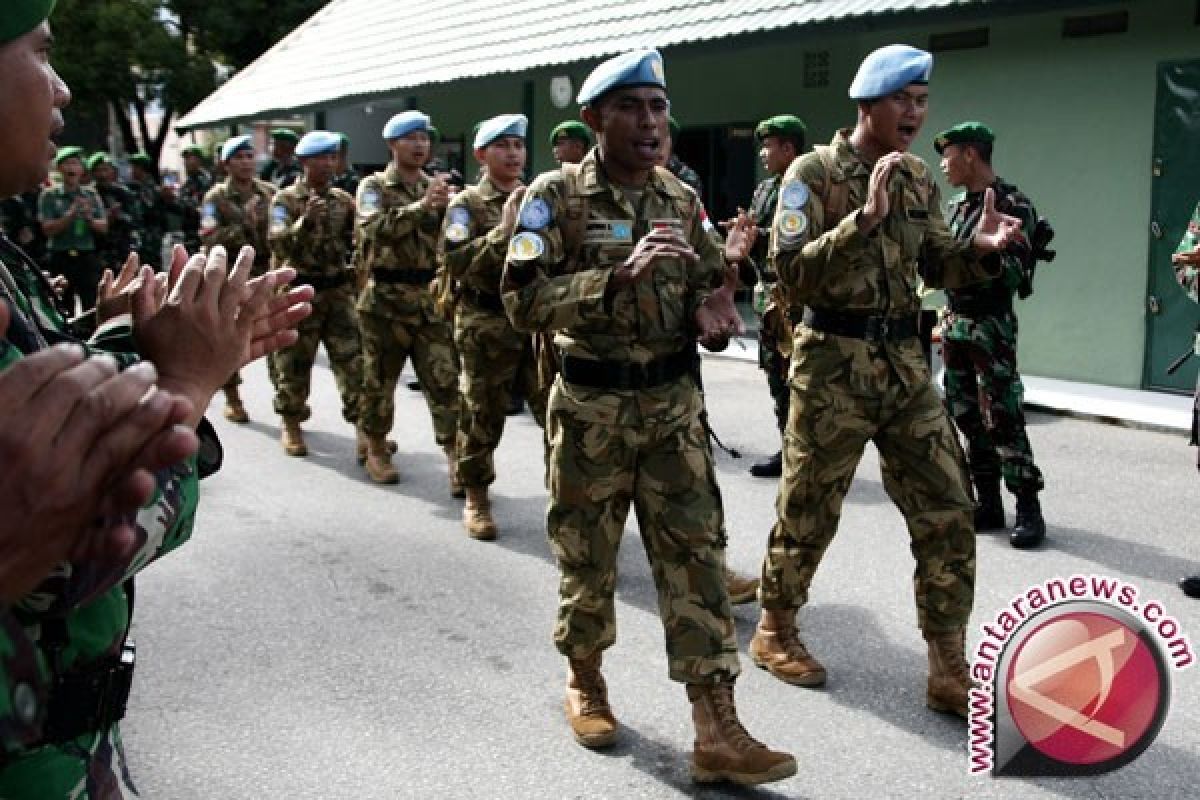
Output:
[{"xmin": 584, "ymin": 220, "xmax": 634, "ymax": 245}]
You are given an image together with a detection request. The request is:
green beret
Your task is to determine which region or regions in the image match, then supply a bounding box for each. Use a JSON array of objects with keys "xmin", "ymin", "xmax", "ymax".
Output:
[
  {"xmin": 934, "ymin": 121, "xmax": 995, "ymax": 154},
  {"xmin": 270, "ymin": 128, "xmax": 300, "ymax": 144},
  {"xmin": 86, "ymin": 152, "xmax": 112, "ymax": 171},
  {"xmin": 181, "ymin": 144, "xmax": 206, "ymax": 158},
  {"xmin": 755, "ymin": 115, "xmax": 807, "ymax": 145},
  {"xmin": 549, "ymin": 120, "xmax": 591, "ymax": 148},
  {"xmin": 428, "ymin": 126, "xmax": 441, "ymax": 145},
  {"xmin": 337, "ymin": 133, "xmax": 350, "ymax": 151},
  {"xmin": 128, "ymin": 152, "xmax": 153, "ymax": 168},
  {"xmin": 53, "ymin": 145, "xmax": 84, "ymax": 166},
  {"xmin": 0, "ymin": 0, "xmax": 56, "ymax": 45},
  {"xmin": 667, "ymin": 115, "xmax": 680, "ymax": 138}
]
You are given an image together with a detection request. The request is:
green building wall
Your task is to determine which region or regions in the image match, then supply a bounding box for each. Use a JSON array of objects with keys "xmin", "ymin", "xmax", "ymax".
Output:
[{"xmin": 324, "ymin": 0, "xmax": 1200, "ymax": 390}]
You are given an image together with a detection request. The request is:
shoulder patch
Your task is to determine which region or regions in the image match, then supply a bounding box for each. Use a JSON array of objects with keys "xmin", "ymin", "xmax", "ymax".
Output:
[
  {"xmin": 359, "ymin": 188, "xmax": 382, "ymax": 214},
  {"xmin": 270, "ymin": 203, "xmax": 289, "ymax": 233},
  {"xmin": 776, "ymin": 209, "xmax": 808, "ymax": 243},
  {"xmin": 447, "ymin": 206, "xmax": 470, "ymax": 226},
  {"xmin": 444, "ymin": 221, "xmax": 469, "ymax": 244},
  {"xmin": 780, "ymin": 181, "xmax": 810, "ymax": 210},
  {"xmin": 508, "ymin": 231, "xmax": 545, "ymax": 261},
  {"xmin": 518, "ymin": 197, "xmax": 552, "ymax": 231}
]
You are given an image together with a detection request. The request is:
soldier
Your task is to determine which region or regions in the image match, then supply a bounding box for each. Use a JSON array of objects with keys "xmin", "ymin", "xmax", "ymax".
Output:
[
  {"xmin": 935, "ymin": 122, "xmax": 1047, "ymax": 549},
  {"xmin": 200, "ymin": 134, "xmax": 278, "ymax": 423},
  {"xmin": 0, "ymin": 4, "xmax": 312, "ymax": 792},
  {"xmin": 747, "ymin": 114, "xmax": 806, "ymax": 479},
  {"xmin": 1173, "ymin": 199, "xmax": 1199, "ymax": 597},
  {"xmin": 749, "ymin": 45, "xmax": 1022, "ymax": 720},
  {"xmin": 502, "ymin": 49, "xmax": 795, "ymax": 786},
  {"xmin": 664, "ymin": 115, "xmax": 703, "ymax": 196},
  {"xmin": 38, "ymin": 146, "xmax": 107, "ymax": 313},
  {"xmin": 333, "ymin": 133, "xmax": 361, "ymax": 197},
  {"xmin": 260, "ymin": 127, "xmax": 303, "ymax": 189},
  {"xmin": 550, "ymin": 120, "xmax": 591, "ymax": 165},
  {"xmin": 355, "ymin": 111, "xmax": 461, "ymax": 487},
  {"xmin": 439, "ymin": 113, "xmax": 546, "ymax": 540},
  {"xmin": 268, "ymin": 130, "xmax": 364, "ymax": 456},
  {"xmin": 88, "ymin": 152, "xmax": 140, "ymax": 271},
  {"xmin": 179, "ymin": 143, "xmax": 213, "ymax": 253},
  {"xmin": 126, "ymin": 152, "xmax": 171, "ymax": 270}
]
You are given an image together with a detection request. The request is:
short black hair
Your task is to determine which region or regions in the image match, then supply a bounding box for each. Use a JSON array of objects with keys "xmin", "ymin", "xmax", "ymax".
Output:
[{"xmin": 966, "ymin": 141, "xmax": 993, "ymax": 165}]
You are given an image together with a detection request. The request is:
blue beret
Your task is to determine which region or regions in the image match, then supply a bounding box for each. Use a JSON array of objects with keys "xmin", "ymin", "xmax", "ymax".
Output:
[
  {"xmin": 848, "ymin": 44, "xmax": 933, "ymax": 100},
  {"xmin": 383, "ymin": 111, "xmax": 431, "ymax": 140},
  {"xmin": 577, "ymin": 49, "xmax": 666, "ymax": 106},
  {"xmin": 220, "ymin": 135, "xmax": 254, "ymax": 162},
  {"xmin": 296, "ymin": 130, "xmax": 342, "ymax": 158},
  {"xmin": 473, "ymin": 114, "xmax": 527, "ymax": 149}
]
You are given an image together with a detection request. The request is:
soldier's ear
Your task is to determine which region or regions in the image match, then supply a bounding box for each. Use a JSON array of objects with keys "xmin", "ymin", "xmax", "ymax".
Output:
[{"xmin": 580, "ymin": 106, "xmax": 602, "ymax": 136}]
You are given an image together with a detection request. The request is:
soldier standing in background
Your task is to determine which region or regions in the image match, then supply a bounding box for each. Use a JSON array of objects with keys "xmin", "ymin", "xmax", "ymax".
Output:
[
  {"xmin": 179, "ymin": 144, "xmax": 213, "ymax": 254},
  {"xmin": 333, "ymin": 134, "xmax": 361, "ymax": 197},
  {"xmin": 747, "ymin": 114, "xmax": 806, "ymax": 479},
  {"xmin": 501, "ymin": 49, "xmax": 795, "ymax": 786},
  {"xmin": 355, "ymin": 111, "xmax": 461, "ymax": 489},
  {"xmin": 88, "ymin": 152, "xmax": 140, "ymax": 273},
  {"xmin": 439, "ymin": 113, "xmax": 545, "ymax": 541},
  {"xmin": 1172, "ymin": 198, "xmax": 1199, "ymax": 597},
  {"xmin": 200, "ymin": 134, "xmax": 278, "ymax": 423},
  {"xmin": 664, "ymin": 115, "xmax": 703, "ymax": 197},
  {"xmin": 935, "ymin": 121, "xmax": 1047, "ymax": 549},
  {"xmin": 750, "ymin": 45, "xmax": 1022, "ymax": 720},
  {"xmin": 260, "ymin": 128, "xmax": 303, "ymax": 189},
  {"xmin": 38, "ymin": 146, "xmax": 106, "ymax": 313},
  {"xmin": 268, "ymin": 130, "xmax": 363, "ymax": 457},
  {"xmin": 126, "ymin": 152, "xmax": 167, "ymax": 270},
  {"xmin": 550, "ymin": 120, "xmax": 591, "ymax": 166}
]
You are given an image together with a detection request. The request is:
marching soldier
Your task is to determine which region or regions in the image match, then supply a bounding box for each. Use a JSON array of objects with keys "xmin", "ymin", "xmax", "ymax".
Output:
[
  {"xmin": 38, "ymin": 146, "xmax": 107, "ymax": 313},
  {"xmin": 355, "ymin": 111, "xmax": 461, "ymax": 488},
  {"xmin": 268, "ymin": 130, "xmax": 364, "ymax": 456}
]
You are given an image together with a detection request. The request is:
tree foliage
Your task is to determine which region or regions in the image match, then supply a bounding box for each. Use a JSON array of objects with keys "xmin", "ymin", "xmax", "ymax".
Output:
[{"xmin": 52, "ymin": 0, "xmax": 326, "ymax": 168}]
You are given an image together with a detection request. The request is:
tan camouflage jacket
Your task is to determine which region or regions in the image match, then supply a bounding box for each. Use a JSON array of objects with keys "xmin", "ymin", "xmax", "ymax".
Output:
[
  {"xmin": 501, "ymin": 150, "xmax": 723, "ymax": 364},
  {"xmin": 268, "ymin": 177, "xmax": 355, "ymax": 275},
  {"xmin": 199, "ymin": 178, "xmax": 276, "ymax": 269},
  {"xmin": 356, "ymin": 164, "xmax": 442, "ymax": 272},
  {"xmin": 438, "ymin": 176, "xmax": 512, "ymax": 296}
]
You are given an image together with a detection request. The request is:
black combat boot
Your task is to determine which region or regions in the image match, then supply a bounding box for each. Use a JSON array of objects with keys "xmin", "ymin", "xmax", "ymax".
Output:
[
  {"xmin": 972, "ymin": 477, "xmax": 1005, "ymax": 531},
  {"xmin": 750, "ymin": 450, "xmax": 782, "ymax": 478},
  {"xmin": 1010, "ymin": 490, "xmax": 1046, "ymax": 549},
  {"xmin": 1180, "ymin": 575, "xmax": 1200, "ymax": 599}
]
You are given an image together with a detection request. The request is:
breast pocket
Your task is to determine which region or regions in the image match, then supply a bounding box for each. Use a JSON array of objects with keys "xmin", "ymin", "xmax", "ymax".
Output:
[{"xmin": 653, "ymin": 258, "xmax": 687, "ymax": 333}]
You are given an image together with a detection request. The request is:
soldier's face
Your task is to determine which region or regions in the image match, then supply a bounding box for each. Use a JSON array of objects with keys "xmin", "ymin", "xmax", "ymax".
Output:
[
  {"xmin": 552, "ymin": 137, "xmax": 587, "ymax": 165},
  {"xmin": 302, "ymin": 152, "xmax": 337, "ymax": 184},
  {"xmin": 865, "ymin": 85, "xmax": 929, "ymax": 153},
  {"xmin": 479, "ymin": 136, "xmax": 526, "ymax": 183},
  {"xmin": 58, "ymin": 157, "xmax": 83, "ymax": 186},
  {"xmin": 226, "ymin": 149, "xmax": 257, "ymax": 181},
  {"xmin": 92, "ymin": 162, "xmax": 115, "ymax": 184},
  {"xmin": 389, "ymin": 130, "xmax": 431, "ymax": 169},
  {"xmin": 272, "ymin": 139, "xmax": 295, "ymax": 160},
  {"xmin": 0, "ymin": 22, "xmax": 70, "ymax": 197},
  {"xmin": 183, "ymin": 153, "xmax": 202, "ymax": 173},
  {"xmin": 939, "ymin": 143, "xmax": 970, "ymax": 187},
  {"xmin": 760, "ymin": 136, "xmax": 796, "ymax": 176},
  {"xmin": 586, "ymin": 87, "xmax": 669, "ymax": 174}
]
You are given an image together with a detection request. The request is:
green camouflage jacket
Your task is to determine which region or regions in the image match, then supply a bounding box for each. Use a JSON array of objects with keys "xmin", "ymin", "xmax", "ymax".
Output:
[{"xmin": 268, "ymin": 178, "xmax": 355, "ymax": 277}]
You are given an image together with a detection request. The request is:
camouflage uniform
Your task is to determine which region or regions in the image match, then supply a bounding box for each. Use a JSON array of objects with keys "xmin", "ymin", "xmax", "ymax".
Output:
[
  {"xmin": 942, "ymin": 179, "xmax": 1044, "ymax": 497},
  {"xmin": 268, "ymin": 178, "xmax": 363, "ymax": 425},
  {"xmin": 333, "ymin": 169, "xmax": 361, "ymax": 198},
  {"xmin": 0, "ymin": 192, "xmax": 46, "ymax": 268},
  {"xmin": 666, "ymin": 154, "xmax": 703, "ymax": 198},
  {"xmin": 38, "ymin": 182, "xmax": 106, "ymax": 312},
  {"xmin": 501, "ymin": 153, "xmax": 740, "ymax": 683},
  {"xmin": 749, "ymin": 173, "xmax": 791, "ymax": 434},
  {"xmin": 126, "ymin": 177, "xmax": 166, "ymax": 271},
  {"xmin": 0, "ymin": 234, "xmax": 201, "ymax": 799},
  {"xmin": 179, "ymin": 167, "xmax": 213, "ymax": 253},
  {"xmin": 260, "ymin": 158, "xmax": 302, "ymax": 190},
  {"xmin": 1175, "ymin": 201, "xmax": 1199, "ymax": 458},
  {"xmin": 200, "ymin": 176, "xmax": 279, "ymax": 393},
  {"xmin": 760, "ymin": 130, "xmax": 997, "ymax": 635},
  {"xmin": 440, "ymin": 176, "xmax": 545, "ymax": 490},
  {"xmin": 356, "ymin": 165, "xmax": 460, "ymax": 447},
  {"xmin": 92, "ymin": 180, "xmax": 140, "ymax": 273}
]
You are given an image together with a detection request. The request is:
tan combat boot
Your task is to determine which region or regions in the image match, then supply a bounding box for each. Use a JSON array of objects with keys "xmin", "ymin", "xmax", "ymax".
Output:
[
  {"xmin": 363, "ymin": 435, "xmax": 399, "ymax": 484},
  {"xmin": 564, "ymin": 653, "xmax": 618, "ymax": 748},
  {"xmin": 444, "ymin": 445, "xmax": 465, "ymax": 498},
  {"xmin": 281, "ymin": 418, "xmax": 307, "ymax": 457},
  {"xmin": 748, "ymin": 609, "xmax": 826, "ymax": 687},
  {"xmin": 462, "ymin": 487, "xmax": 497, "ymax": 540},
  {"xmin": 222, "ymin": 385, "xmax": 248, "ymax": 423},
  {"xmin": 354, "ymin": 430, "xmax": 397, "ymax": 465},
  {"xmin": 925, "ymin": 628, "xmax": 974, "ymax": 718},
  {"xmin": 687, "ymin": 680, "xmax": 797, "ymax": 786},
  {"xmin": 724, "ymin": 568, "xmax": 760, "ymax": 605}
]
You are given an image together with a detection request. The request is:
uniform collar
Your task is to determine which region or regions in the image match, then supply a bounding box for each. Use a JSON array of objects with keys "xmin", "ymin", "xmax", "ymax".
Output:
[
  {"xmin": 383, "ymin": 162, "xmax": 427, "ymax": 188},
  {"xmin": 581, "ymin": 149, "xmax": 685, "ymax": 204},
  {"xmin": 476, "ymin": 176, "xmax": 514, "ymax": 201}
]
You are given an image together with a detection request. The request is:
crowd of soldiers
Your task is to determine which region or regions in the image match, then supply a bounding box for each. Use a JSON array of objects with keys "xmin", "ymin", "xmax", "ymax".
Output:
[{"xmin": 3, "ymin": 0, "xmax": 1198, "ymax": 792}]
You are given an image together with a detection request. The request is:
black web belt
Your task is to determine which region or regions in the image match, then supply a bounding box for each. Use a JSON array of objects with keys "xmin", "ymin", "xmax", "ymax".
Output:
[
  {"xmin": 372, "ymin": 268, "xmax": 435, "ymax": 286},
  {"xmin": 560, "ymin": 348, "xmax": 694, "ymax": 391},
  {"xmin": 946, "ymin": 294, "xmax": 1013, "ymax": 317},
  {"xmin": 801, "ymin": 307, "xmax": 918, "ymax": 343},
  {"xmin": 40, "ymin": 642, "xmax": 136, "ymax": 745},
  {"xmin": 296, "ymin": 270, "xmax": 352, "ymax": 291},
  {"xmin": 459, "ymin": 286, "xmax": 505, "ymax": 313}
]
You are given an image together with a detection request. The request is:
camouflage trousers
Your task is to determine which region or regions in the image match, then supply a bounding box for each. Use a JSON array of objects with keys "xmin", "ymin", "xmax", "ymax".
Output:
[
  {"xmin": 273, "ymin": 283, "xmax": 362, "ymax": 424},
  {"xmin": 358, "ymin": 287, "xmax": 460, "ymax": 446},
  {"xmin": 453, "ymin": 305, "xmax": 546, "ymax": 488},
  {"xmin": 758, "ymin": 314, "xmax": 791, "ymax": 434},
  {"xmin": 0, "ymin": 723, "xmax": 137, "ymax": 799},
  {"xmin": 760, "ymin": 345, "xmax": 976, "ymax": 634},
  {"xmin": 546, "ymin": 374, "xmax": 741, "ymax": 684},
  {"xmin": 942, "ymin": 314, "xmax": 1044, "ymax": 495}
]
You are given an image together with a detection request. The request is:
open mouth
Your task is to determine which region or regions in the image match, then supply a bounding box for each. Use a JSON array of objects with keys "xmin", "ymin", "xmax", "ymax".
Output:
[
  {"xmin": 634, "ymin": 137, "xmax": 660, "ymax": 159},
  {"xmin": 898, "ymin": 124, "xmax": 917, "ymax": 138}
]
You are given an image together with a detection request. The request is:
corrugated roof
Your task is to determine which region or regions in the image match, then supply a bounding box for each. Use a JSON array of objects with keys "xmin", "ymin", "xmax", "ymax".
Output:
[{"xmin": 178, "ymin": 0, "xmax": 999, "ymax": 130}]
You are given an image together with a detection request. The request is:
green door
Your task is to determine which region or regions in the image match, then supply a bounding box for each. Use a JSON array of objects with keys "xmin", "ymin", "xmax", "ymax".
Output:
[{"xmin": 1145, "ymin": 60, "xmax": 1200, "ymax": 392}]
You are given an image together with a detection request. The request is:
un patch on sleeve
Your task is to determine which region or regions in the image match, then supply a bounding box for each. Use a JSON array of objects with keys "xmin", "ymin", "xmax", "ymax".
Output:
[
  {"xmin": 508, "ymin": 231, "xmax": 545, "ymax": 262},
  {"xmin": 447, "ymin": 206, "xmax": 470, "ymax": 226},
  {"xmin": 518, "ymin": 197, "xmax": 551, "ymax": 231},
  {"xmin": 270, "ymin": 203, "xmax": 289, "ymax": 233},
  {"xmin": 444, "ymin": 222, "xmax": 470, "ymax": 244},
  {"xmin": 776, "ymin": 209, "xmax": 808, "ymax": 244},
  {"xmin": 359, "ymin": 188, "xmax": 382, "ymax": 215},
  {"xmin": 780, "ymin": 181, "xmax": 810, "ymax": 210}
]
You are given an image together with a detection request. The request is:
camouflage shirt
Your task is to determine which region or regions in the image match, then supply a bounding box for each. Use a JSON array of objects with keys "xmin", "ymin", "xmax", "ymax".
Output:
[
  {"xmin": 1176, "ymin": 200, "xmax": 1200, "ymax": 303},
  {"xmin": 268, "ymin": 177, "xmax": 355, "ymax": 276},
  {"xmin": 37, "ymin": 184, "xmax": 105, "ymax": 253},
  {"xmin": 333, "ymin": 169, "xmax": 361, "ymax": 198},
  {"xmin": 749, "ymin": 174, "xmax": 781, "ymax": 278},
  {"xmin": 180, "ymin": 168, "xmax": 214, "ymax": 243},
  {"xmin": 200, "ymin": 177, "xmax": 277, "ymax": 271},
  {"xmin": 439, "ymin": 176, "xmax": 513, "ymax": 296},
  {"xmin": 260, "ymin": 158, "xmax": 302, "ymax": 190},
  {"xmin": 944, "ymin": 177, "xmax": 1036, "ymax": 304},
  {"xmin": 502, "ymin": 150, "xmax": 723, "ymax": 364},
  {"xmin": 667, "ymin": 154, "xmax": 704, "ymax": 198}
]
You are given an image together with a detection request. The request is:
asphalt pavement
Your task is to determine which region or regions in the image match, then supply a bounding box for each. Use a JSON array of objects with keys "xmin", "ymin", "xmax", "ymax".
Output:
[{"xmin": 123, "ymin": 353, "xmax": 1200, "ymax": 799}]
